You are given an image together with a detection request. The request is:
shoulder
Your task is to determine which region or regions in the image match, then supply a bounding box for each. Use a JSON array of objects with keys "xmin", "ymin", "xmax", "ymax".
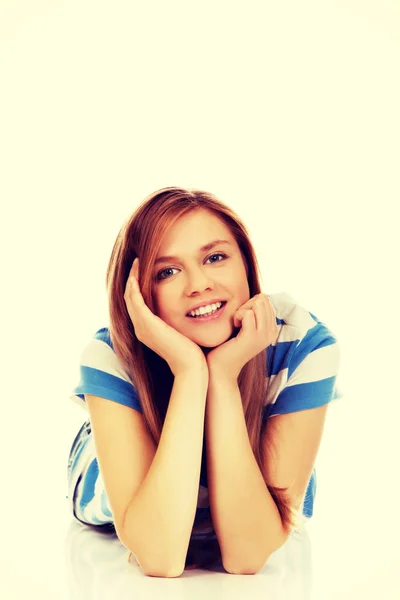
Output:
[
  {"xmin": 269, "ymin": 292, "xmax": 323, "ymax": 331},
  {"xmin": 268, "ymin": 292, "xmax": 339, "ymax": 355},
  {"xmin": 264, "ymin": 293, "xmax": 342, "ymax": 418},
  {"xmin": 80, "ymin": 326, "xmax": 135, "ymax": 383},
  {"xmin": 91, "ymin": 326, "xmax": 113, "ymax": 349},
  {"xmin": 70, "ymin": 326, "xmax": 142, "ymax": 412}
]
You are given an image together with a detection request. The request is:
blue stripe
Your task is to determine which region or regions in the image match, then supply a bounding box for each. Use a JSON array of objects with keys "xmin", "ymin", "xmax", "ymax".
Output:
[
  {"xmin": 267, "ymin": 376, "xmax": 336, "ymax": 416},
  {"xmin": 80, "ymin": 458, "xmax": 99, "ymax": 508},
  {"xmin": 73, "ymin": 366, "xmax": 142, "ymax": 412},
  {"xmin": 94, "ymin": 327, "xmax": 113, "ymax": 348},
  {"xmin": 267, "ymin": 340, "xmax": 298, "ymax": 376},
  {"xmin": 78, "ymin": 459, "xmax": 113, "ymax": 524},
  {"xmin": 303, "ymin": 469, "xmax": 316, "ymax": 517},
  {"xmin": 70, "ymin": 435, "xmax": 90, "ymax": 474}
]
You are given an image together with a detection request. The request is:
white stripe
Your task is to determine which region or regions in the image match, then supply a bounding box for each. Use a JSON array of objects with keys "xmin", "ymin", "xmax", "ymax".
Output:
[
  {"xmin": 264, "ymin": 369, "xmax": 290, "ymax": 406},
  {"xmin": 286, "ymin": 341, "xmax": 340, "ymax": 388},
  {"xmin": 271, "ymin": 293, "xmax": 317, "ymax": 336},
  {"xmin": 80, "ymin": 338, "xmax": 134, "ymax": 385}
]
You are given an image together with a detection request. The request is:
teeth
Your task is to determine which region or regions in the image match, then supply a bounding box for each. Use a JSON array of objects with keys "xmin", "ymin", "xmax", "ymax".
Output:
[{"xmin": 189, "ymin": 301, "xmax": 223, "ymax": 317}]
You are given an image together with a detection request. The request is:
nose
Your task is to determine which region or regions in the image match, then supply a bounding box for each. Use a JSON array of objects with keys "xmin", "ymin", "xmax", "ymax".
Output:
[{"xmin": 184, "ymin": 268, "xmax": 215, "ymax": 296}]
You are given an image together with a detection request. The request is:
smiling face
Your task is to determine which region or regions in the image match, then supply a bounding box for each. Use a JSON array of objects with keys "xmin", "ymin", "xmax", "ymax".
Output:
[{"xmin": 152, "ymin": 209, "xmax": 250, "ymax": 351}]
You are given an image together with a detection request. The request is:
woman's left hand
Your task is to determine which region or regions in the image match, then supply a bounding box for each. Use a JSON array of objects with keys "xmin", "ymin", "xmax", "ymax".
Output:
[{"xmin": 206, "ymin": 293, "xmax": 279, "ymax": 380}]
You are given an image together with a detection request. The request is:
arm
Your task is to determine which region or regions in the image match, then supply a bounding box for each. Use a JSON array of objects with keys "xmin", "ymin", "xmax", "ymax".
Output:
[
  {"xmin": 204, "ymin": 294, "xmax": 335, "ymax": 574},
  {"xmin": 206, "ymin": 368, "xmax": 330, "ymax": 575},
  {"xmin": 122, "ymin": 368, "xmax": 209, "ymax": 577},
  {"xmin": 205, "ymin": 369, "xmax": 287, "ymax": 575}
]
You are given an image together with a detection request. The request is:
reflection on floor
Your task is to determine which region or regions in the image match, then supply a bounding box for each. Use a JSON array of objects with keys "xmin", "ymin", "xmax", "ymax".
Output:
[{"xmin": 64, "ymin": 518, "xmax": 313, "ymax": 599}]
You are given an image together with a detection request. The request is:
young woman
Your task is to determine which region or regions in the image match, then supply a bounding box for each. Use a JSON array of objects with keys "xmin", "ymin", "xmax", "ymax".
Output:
[{"xmin": 67, "ymin": 186, "xmax": 342, "ymax": 577}]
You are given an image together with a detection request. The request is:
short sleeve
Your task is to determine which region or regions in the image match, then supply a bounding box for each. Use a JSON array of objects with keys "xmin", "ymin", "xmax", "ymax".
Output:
[
  {"xmin": 265, "ymin": 324, "xmax": 343, "ymax": 419},
  {"xmin": 69, "ymin": 328, "xmax": 143, "ymax": 413}
]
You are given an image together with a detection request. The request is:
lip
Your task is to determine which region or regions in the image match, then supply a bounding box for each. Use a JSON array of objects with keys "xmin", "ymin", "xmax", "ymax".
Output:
[{"xmin": 186, "ymin": 301, "xmax": 227, "ymax": 323}]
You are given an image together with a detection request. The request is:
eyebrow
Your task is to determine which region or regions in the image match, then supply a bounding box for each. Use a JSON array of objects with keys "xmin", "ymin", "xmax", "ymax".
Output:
[{"xmin": 154, "ymin": 239, "xmax": 232, "ymax": 265}]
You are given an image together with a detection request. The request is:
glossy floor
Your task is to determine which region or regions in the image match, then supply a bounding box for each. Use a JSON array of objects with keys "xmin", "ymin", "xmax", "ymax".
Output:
[{"xmin": 1, "ymin": 396, "xmax": 398, "ymax": 600}]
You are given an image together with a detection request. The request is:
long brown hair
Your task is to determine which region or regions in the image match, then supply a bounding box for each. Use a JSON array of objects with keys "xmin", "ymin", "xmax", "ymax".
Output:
[{"xmin": 105, "ymin": 187, "xmax": 302, "ymax": 569}]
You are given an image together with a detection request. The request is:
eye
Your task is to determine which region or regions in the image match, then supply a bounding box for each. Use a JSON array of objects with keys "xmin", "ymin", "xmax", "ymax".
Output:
[{"xmin": 155, "ymin": 252, "xmax": 228, "ymax": 281}]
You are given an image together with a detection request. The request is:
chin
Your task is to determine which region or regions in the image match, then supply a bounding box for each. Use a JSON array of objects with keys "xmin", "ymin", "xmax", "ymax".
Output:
[{"xmin": 197, "ymin": 329, "xmax": 237, "ymax": 352}]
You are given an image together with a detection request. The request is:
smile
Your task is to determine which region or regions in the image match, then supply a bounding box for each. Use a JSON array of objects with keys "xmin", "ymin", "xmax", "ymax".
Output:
[{"xmin": 186, "ymin": 301, "xmax": 227, "ymax": 323}]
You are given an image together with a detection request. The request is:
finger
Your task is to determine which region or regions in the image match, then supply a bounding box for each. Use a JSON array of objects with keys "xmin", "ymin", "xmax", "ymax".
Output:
[
  {"xmin": 251, "ymin": 306, "xmax": 260, "ymax": 328},
  {"xmin": 234, "ymin": 305, "xmax": 254, "ymax": 328},
  {"xmin": 265, "ymin": 296, "xmax": 278, "ymax": 331},
  {"xmin": 131, "ymin": 257, "xmax": 139, "ymax": 278},
  {"xmin": 250, "ymin": 303, "xmax": 262, "ymax": 329},
  {"xmin": 234, "ymin": 295, "xmax": 263, "ymax": 322},
  {"xmin": 259, "ymin": 296, "xmax": 276, "ymax": 329},
  {"xmin": 254, "ymin": 298, "xmax": 279, "ymax": 342},
  {"xmin": 237, "ymin": 293, "xmax": 264, "ymax": 311},
  {"xmin": 126, "ymin": 259, "xmax": 135, "ymax": 284},
  {"xmin": 242, "ymin": 309, "xmax": 256, "ymax": 328},
  {"xmin": 236, "ymin": 298, "xmax": 255, "ymax": 313},
  {"xmin": 130, "ymin": 258, "xmax": 141, "ymax": 284},
  {"xmin": 125, "ymin": 260, "xmax": 142, "ymax": 301},
  {"xmin": 233, "ymin": 311, "xmax": 245, "ymax": 328}
]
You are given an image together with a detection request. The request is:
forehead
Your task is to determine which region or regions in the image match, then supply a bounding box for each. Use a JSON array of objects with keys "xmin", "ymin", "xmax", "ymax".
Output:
[{"xmin": 158, "ymin": 210, "xmax": 235, "ymax": 251}]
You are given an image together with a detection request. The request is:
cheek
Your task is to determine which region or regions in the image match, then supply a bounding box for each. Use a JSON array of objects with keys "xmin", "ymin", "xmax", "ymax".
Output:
[
  {"xmin": 238, "ymin": 280, "xmax": 250, "ymax": 303},
  {"xmin": 152, "ymin": 295, "xmax": 164, "ymax": 318},
  {"xmin": 154, "ymin": 294, "xmax": 176, "ymax": 320}
]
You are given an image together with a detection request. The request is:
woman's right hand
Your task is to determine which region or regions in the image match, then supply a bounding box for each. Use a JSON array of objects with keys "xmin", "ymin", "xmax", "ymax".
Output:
[{"xmin": 124, "ymin": 258, "xmax": 208, "ymax": 378}]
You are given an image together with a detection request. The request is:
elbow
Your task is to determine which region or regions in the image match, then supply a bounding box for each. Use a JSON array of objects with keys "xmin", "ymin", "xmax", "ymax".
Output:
[
  {"xmin": 119, "ymin": 532, "xmax": 185, "ymax": 578},
  {"xmin": 222, "ymin": 546, "xmax": 276, "ymax": 575},
  {"xmin": 143, "ymin": 565, "xmax": 185, "ymax": 578},
  {"xmin": 136, "ymin": 553, "xmax": 184, "ymax": 578},
  {"xmin": 223, "ymin": 557, "xmax": 269, "ymax": 575},
  {"xmin": 128, "ymin": 548, "xmax": 185, "ymax": 578},
  {"xmin": 223, "ymin": 526, "xmax": 291, "ymax": 574}
]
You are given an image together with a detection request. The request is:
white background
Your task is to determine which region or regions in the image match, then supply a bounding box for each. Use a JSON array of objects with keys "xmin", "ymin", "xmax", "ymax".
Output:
[{"xmin": 1, "ymin": 1, "xmax": 399, "ymax": 598}]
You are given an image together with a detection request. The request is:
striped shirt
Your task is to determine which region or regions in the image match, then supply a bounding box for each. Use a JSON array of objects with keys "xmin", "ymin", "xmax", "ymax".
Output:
[{"xmin": 67, "ymin": 292, "xmax": 343, "ymax": 541}]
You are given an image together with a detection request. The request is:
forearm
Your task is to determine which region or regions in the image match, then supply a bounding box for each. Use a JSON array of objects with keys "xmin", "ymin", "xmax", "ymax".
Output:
[
  {"xmin": 205, "ymin": 371, "xmax": 285, "ymax": 574},
  {"xmin": 123, "ymin": 368, "xmax": 208, "ymax": 576}
]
